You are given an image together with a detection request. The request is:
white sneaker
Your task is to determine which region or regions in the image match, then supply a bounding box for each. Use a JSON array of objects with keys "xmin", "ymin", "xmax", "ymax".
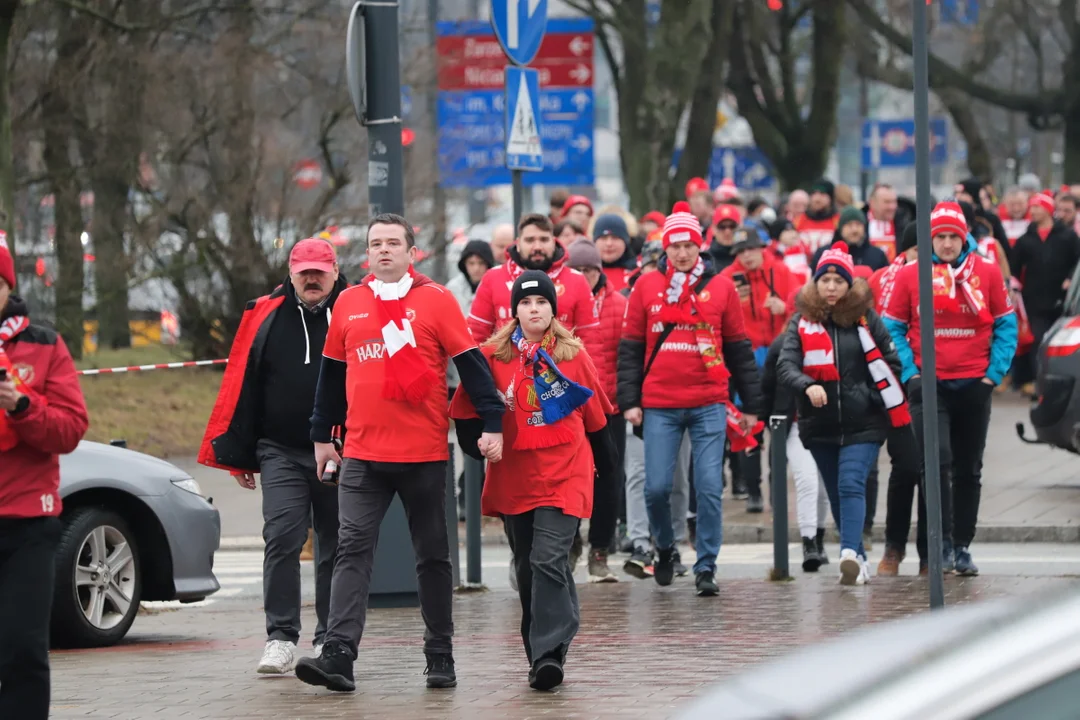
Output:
[
  {"xmin": 857, "ymin": 556, "xmax": 872, "ymax": 586},
  {"xmin": 256, "ymin": 639, "xmax": 297, "ymax": 674},
  {"xmin": 838, "ymin": 549, "xmax": 861, "ymax": 586}
]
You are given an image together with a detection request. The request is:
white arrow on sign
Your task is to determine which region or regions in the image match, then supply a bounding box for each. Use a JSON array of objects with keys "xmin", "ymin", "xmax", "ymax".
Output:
[
  {"xmin": 571, "ymin": 135, "xmax": 591, "ymax": 152},
  {"xmin": 569, "ymin": 35, "xmax": 588, "ymax": 56},
  {"xmin": 722, "ymin": 149, "xmax": 737, "ymax": 180},
  {"xmin": 507, "ymin": 0, "xmax": 543, "ymax": 50},
  {"xmin": 569, "ymin": 64, "xmax": 591, "ymax": 84},
  {"xmin": 571, "ymin": 91, "xmax": 590, "ymax": 112},
  {"xmin": 743, "ymin": 163, "xmax": 767, "ymax": 186}
]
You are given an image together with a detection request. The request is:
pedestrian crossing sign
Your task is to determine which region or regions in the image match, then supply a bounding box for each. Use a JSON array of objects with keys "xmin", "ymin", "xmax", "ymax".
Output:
[{"xmin": 504, "ymin": 66, "xmax": 543, "ymax": 171}]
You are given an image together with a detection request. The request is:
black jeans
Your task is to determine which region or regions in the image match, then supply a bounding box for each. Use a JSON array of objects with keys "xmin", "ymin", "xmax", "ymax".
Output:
[
  {"xmin": 732, "ymin": 431, "xmax": 765, "ymax": 498},
  {"xmin": 504, "ymin": 508, "xmax": 580, "ymax": 666},
  {"xmin": 0, "ymin": 516, "xmax": 61, "ymax": 720},
  {"xmin": 324, "ymin": 459, "xmax": 454, "ymax": 658},
  {"xmin": 909, "ymin": 378, "xmax": 994, "ymax": 548},
  {"xmin": 256, "ymin": 439, "xmax": 339, "ymax": 646},
  {"xmin": 588, "ymin": 415, "xmax": 623, "ymax": 549},
  {"xmin": 882, "ymin": 423, "xmax": 927, "ymax": 560}
]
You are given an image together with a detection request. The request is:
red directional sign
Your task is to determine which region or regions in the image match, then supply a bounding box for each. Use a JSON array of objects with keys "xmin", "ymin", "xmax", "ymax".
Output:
[
  {"xmin": 437, "ymin": 30, "xmax": 594, "ymax": 91},
  {"xmin": 293, "ymin": 159, "xmax": 323, "ymax": 190}
]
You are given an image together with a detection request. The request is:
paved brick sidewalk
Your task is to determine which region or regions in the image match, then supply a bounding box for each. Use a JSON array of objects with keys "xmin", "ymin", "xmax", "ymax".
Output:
[{"xmin": 50, "ymin": 574, "xmax": 1079, "ymax": 719}]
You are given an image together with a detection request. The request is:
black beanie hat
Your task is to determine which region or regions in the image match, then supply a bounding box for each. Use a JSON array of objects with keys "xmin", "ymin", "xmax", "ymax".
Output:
[
  {"xmin": 511, "ymin": 270, "xmax": 558, "ymax": 319},
  {"xmin": 899, "ymin": 222, "xmax": 918, "ymax": 254},
  {"xmin": 957, "ymin": 177, "xmax": 983, "ymax": 200}
]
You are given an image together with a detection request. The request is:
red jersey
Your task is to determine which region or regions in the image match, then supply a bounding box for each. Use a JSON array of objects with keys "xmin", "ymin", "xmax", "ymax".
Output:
[
  {"xmin": 1, "ymin": 317, "xmax": 88, "ymax": 519},
  {"xmin": 602, "ymin": 266, "xmax": 632, "ymax": 294},
  {"xmin": 868, "ymin": 212, "xmax": 897, "ymax": 262},
  {"xmin": 793, "ymin": 213, "xmax": 839, "ymax": 255},
  {"xmin": 720, "ymin": 252, "xmax": 796, "ymax": 349},
  {"xmin": 468, "ymin": 253, "xmax": 599, "ymax": 344},
  {"xmin": 450, "ymin": 345, "xmax": 608, "ymax": 519},
  {"xmin": 623, "ymin": 270, "xmax": 750, "ymax": 409},
  {"xmin": 323, "ymin": 282, "xmax": 476, "ymax": 462},
  {"xmin": 883, "ymin": 256, "xmax": 1013, "ymax": 380}
]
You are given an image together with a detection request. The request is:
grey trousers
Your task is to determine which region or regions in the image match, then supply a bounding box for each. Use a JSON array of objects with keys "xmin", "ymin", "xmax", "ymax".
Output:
[
  {"xmin": 323, "ymin": 459, "xmax": 454, "ymax": 658},
  {"xmin": 624, "ymin": 427, "xmax": 690, "ymax": 551},
  {"xmin": 504, "ymin": 508, "xmax": 580, "ymax": 666},
  {"xmin": 256, "ymin": 439, "xmax": 339, "ymax": 646}
]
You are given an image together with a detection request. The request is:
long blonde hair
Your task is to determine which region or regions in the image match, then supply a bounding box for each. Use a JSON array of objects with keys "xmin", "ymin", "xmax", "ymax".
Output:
[{"xmin": 487, "ymin": 318, "xmax": 584, "ymax": 364}]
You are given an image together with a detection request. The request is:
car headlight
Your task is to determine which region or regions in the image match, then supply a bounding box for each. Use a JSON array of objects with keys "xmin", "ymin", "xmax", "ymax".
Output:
[{"xmin": 171, "ymin": 477, "xmax": 204, "ymax": 496}]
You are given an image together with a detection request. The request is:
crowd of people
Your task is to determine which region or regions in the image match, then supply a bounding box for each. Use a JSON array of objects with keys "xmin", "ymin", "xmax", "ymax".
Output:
[{"xmin": 3, "ymin": 169, "xmax": 1079, "ymax": 715}]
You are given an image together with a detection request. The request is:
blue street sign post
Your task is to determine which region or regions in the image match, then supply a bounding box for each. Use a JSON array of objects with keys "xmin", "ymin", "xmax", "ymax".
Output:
[
  {"xmin": 862, "ymin": 117, "xmax": 948, "ymax": 169},
  {"xmin": 504, "ymin": 67, "xmax": 543, "ymax": 171},
  {"xmin": 491, "ymin": 0, "xmax": 549, "ymax": 225},
  {"xmin": 491, "ymin": 0, "xmax": 549, "ymax": 66}
]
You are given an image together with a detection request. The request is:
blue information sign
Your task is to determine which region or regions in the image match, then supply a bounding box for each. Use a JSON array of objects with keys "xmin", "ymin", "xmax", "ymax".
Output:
[{"xmin": 490, "ymin": 0, "xmax": 548, "ymax": 66}]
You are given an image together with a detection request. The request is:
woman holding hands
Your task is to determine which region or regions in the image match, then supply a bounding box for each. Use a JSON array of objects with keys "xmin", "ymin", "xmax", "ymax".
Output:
[{"xmin": 451, "ymin": 270, "xmax": 615, "ymax": 691}]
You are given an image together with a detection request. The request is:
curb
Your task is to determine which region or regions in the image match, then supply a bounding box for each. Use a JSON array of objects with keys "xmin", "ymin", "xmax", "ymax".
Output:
[{"xmin": 218, "ymin": 524, "xmax": 1080, "ymax": 551}]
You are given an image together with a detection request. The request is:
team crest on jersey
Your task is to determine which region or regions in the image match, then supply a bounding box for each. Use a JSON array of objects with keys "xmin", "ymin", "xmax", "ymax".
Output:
[
  {"xmin": 698, "ymin": 290, "xmax": 711, "ymax": 302},
  {"xmin": 405, "ymin": 307, "xmax": 417, "ymax": 322},
  {"xmin": 13, "ymin": 363, "xmax": 33, "ymax": 386},
  {"xmin": 555, "ymin": 282, "xmax": 566, "ymax": 296}
]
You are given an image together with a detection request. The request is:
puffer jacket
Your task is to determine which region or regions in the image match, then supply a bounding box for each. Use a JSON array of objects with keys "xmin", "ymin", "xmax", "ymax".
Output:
[
  {"xmin": 760, "ymin": 333, "xmax": 794, "ymax": 421},
  {"xmin": 776, "ymin": 278, "xmax": 901, "ymax": 447},
  {"xmin": 582, "ymin": 274, "xmax": 625, "ymax": 410}
]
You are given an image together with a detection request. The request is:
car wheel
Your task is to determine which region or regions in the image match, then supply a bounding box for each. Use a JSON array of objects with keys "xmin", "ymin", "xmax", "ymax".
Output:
[{"xmin": 52, "ymin": 507, "xmax": 143, "ymax": 648}]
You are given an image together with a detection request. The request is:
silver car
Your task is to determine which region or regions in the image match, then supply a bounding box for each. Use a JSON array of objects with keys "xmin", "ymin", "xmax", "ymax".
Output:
[{"xmin": 55, "ymin": 441, "xmax": 221, "ymax": 647}]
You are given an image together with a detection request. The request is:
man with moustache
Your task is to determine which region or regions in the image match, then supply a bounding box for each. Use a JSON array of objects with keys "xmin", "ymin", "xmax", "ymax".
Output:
[{"xmin": 199, "ymin": 237, "xmax": 349, "ymax": 675}]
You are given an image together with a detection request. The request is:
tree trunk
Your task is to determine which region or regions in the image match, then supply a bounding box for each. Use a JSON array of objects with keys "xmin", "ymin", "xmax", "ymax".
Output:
[
  {"xmin": 936, "ymin": 89, "xmax": 992, "ymax": 182},
  {"xmin": 41, "ymin": 5, "xmax": 87, "ymax": 356},
  {"xmin": 0, "ymin": 1, "xmax": 18, "ymax": 246}
]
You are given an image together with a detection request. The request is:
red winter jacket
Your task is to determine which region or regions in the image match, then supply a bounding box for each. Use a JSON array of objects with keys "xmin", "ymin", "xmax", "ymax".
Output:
[
  {"xmin": 0, "ymin": 297, "xmax": 89, "ymax": 519},
  {"xmin": 580, "ymin": 279, "xmax": 626, "ymax": 411},
  {"xmin": 616, "ymin": 267, "xmax": 764, "ymax": 413},
  {"xmin": 467, "ymin": 243, "xmax": 599, "ymax": 345},
  {"xmin": 721, "ymin": 252, "xmax": 796, "ymax": 350}
]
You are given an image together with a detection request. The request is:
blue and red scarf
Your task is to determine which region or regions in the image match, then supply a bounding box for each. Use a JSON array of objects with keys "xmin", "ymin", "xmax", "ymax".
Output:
[{"xmin": 510, "ymin": 325, "xmax": 593, "ymax": 450}]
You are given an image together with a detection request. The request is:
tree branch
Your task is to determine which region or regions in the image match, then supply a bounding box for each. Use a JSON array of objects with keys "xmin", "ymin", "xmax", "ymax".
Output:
[{"xmin": 846, "ymin": 0, "xmax": 1063, "ymax": 115}]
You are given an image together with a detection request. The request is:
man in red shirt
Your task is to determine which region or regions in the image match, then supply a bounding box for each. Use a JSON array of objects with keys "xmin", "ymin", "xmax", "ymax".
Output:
[
  {"xmin": 866, "ymin": 183, "xmax": 899, "ymax": 261},
  {"xmin": 793, "ymin": 178, "xmax": 840, "ymax": 255},
  {"xmin": 884, "ymin": 202, "xmax": 1017, "ymax": 577},
  {"xmin": 618, "ymin": 202, "xmax": 763, "ymax": 597},
  {"xmin": 468, "ymin": 213, "xmax": 598, "ymax": 345},
  {"xmin": 295, "ymin": 214, "xmax": 505, "ymax": 693},
  {"xmin": 0, "ymin": 240, "xmax": 89, "ymax": 719}
]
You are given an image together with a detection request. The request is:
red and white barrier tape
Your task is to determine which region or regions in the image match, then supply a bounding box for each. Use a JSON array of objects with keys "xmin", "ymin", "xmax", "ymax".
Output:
[{"xmin": 77, "ymin": 359, "xmax": 228, "ymax": 376}]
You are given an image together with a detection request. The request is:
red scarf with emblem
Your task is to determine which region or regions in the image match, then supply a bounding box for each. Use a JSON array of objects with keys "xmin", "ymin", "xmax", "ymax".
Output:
[
  {"xmin": 362, "ymin": 267, "xmax": 438, "ymax": 405},
  {"xmin": 933, "ymin": 253, "xmax": 992, "ymax": 325},
  {"xmin": 0, "ymin": 314, "xmax": 33, "ymax": 451},
  {"xmin": 660, "ymin": 258, "xmax": 731, "ymax": 387}
]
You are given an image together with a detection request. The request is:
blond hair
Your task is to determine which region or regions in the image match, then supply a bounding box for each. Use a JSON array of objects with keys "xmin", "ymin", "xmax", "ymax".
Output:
[{"xmin": 487, "ymin": 318, "xmax": 584, "ymax": 364}]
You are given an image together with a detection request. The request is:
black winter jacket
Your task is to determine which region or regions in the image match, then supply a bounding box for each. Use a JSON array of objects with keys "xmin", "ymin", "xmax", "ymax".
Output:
[
  {"xmin": 776, "ymin": 279, "xmax": 902, "ymax": 447},
  {"xmin": 760, "ymin": 333, "xmax": 795, "ymax": 422},
  {"xmin": 1011, "ymin": 221, "xmax": 1080, "ymax": 317}
]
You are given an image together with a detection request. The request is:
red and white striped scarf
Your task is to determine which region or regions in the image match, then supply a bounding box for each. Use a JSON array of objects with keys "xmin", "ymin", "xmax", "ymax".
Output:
[
  {"xmin": 0, "ymin": 315, "xmax": 29, "ymax": 350},
  {"xmin": 364, "ymin": 267, "xmax": 437, "ymax": 405},
  {"xmin": 797, "ymin": 317, "xmax": 910, "ymax": 428}
]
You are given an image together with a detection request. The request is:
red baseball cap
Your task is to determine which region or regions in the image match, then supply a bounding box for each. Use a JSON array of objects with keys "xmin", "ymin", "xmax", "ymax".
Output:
[
  {"xmin": 712, "ymin": 204, "xmax": 743, "ymax": 226},
  {"xmin": 685, "ymin": 177, "xmax": 710, "ymax": 198},
  {"xmin": 289, "ymin": 238, "xmax": 337, "ymax": 273},
  {"xmin": 641, "ymin": 211, "xmax": 667, "ymax": 227}
]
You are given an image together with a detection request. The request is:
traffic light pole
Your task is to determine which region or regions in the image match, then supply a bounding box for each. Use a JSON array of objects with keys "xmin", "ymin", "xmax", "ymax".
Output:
[
  {"xmin": 360, "ymin": 0, "xmax": 404, "ymax": 216},
  {"xmin": 912, "ymin": 0, "xmax": 946, "ymax": 610}
]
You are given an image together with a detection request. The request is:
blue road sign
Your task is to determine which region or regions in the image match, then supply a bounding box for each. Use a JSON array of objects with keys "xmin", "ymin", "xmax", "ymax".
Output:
[
  {"xmin": 401, "ymin": 86, "xmax": 412, "ymax": 118},
  {"xmin": 490, "ymin": 0, "xmax": 548, "ymax": 66},
  {"xmin": 939, "ymin": 0, "xmax": 978, "ymax": 25},
  {"xmin": 437, "ymin": 87, "xmax": 594, "ymax": 187},
  {"xmin": 671, "ymin": 146, "xmax": 776, "ymax": 191},
  {"xmin": 861, "ymin": 117, "xmax": 948, "ymax": 169},
  {"xmin": 504, "ymin": 67, "xmax": 543, "ymax": 171}
]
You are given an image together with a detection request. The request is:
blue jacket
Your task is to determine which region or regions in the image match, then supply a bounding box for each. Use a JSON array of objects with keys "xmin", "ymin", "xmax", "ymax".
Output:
[{"xmin": 883, "ymin": 237, "xmax": 1018, "ymax": 384}]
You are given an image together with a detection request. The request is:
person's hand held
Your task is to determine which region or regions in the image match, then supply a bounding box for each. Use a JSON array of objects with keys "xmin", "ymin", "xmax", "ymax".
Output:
[
  {"xmin": 480, "ymin": 432, "xmax": 503, "ymax": 463},
  {"xmin": 0, "ymin": 380, "xmax": 20, "ymax": 412},
  {"xmin": 806, "ymin": 385, "xmax": 827, "ymax": 408},
  {"xmin": 981, "ymin": 377, "xmax": 995, "ymax": 386},
  {"xmin": 764, "ymin": 296, "xmax": 786, "ymax": 315},
  {"xmin": 233, "ymin": 472, "xmax": 257, "ymax": 490},
  {"xmin": 624, "ymin": 407, "xmax": 643, "ymax": 426},
  {"xmin": 314, "ymin": 441, "xmax": 342, "ymax": 479},
  {"xmin": 740, "ymin": 413, "xmax": 758, "ymax": 434}
]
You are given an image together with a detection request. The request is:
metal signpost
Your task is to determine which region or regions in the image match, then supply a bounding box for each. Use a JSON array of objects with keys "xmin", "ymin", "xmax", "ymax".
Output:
[
  {"xmin": 769, "ymin": 416, "xmax": 791, "ymax": 580},
  {"xmin": 912, "ymin": 0, "xmax": 946, "ymax": 610},
  {"xmin": 344, "ymin": 1, "xmax": 418, "ymax": 607}
]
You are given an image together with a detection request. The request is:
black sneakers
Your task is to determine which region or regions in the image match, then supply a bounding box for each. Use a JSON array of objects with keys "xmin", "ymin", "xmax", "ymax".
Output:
[
  {"xmin": 654, "ymin": 547, "xmax": 675, "ymax": 586},
  {"xmin": 695, "ymin": 571, "xmax": 719, "ymax": 596},
  {"xmin": 623, "ymin": 547, "xmax": 653, "ymax": 579},
  {"xmin": 816, "ymin": 528, "xmax": 830, "ymax": 565},
  {"xmin": 746, "ymin": 492, "xmax": 765, "ymax": 513},
  {"xmin": 295, "ymin": 640, "xmax": 355, "ymax": 692},
  {"xmin": 670, "ymin": 548, "xmax": 689, "ymax": 577},
  {"xmin": 801, "ymin": 536, "xmax": 822, "ymax": 572},
  {"xmin": 530, "ymin": 657, "xmax": 564, "ymax": 691},
  {"xmin": 424, "ymin": 652, "xmax": 457, "ymax": 688}
]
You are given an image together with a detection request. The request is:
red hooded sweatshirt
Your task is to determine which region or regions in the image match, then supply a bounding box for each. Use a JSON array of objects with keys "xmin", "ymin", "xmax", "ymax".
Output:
[{"xmin": 721, "ymin": 251, "xmax": 796, "ymax": 349}]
